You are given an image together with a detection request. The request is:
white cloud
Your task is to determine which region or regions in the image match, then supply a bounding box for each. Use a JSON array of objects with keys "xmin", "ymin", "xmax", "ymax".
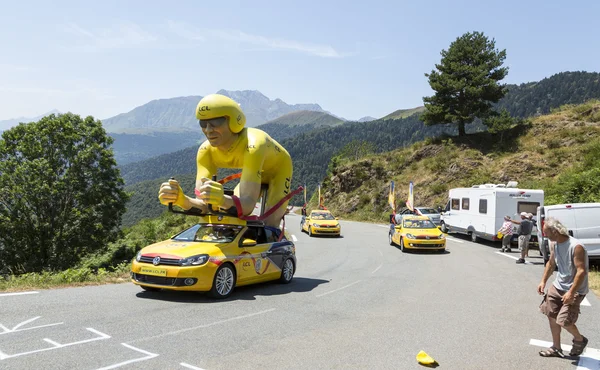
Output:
[
  {"xmin": 166, "ymin": 20, "xmax": 348, "ymax": 58},
  {"xmin": 166, "ymin": 20, "xmax": 205, "ymax": 41},
  {"xmin": 61, "ymin": 22, "xmax": 158, "ymax": 51}
]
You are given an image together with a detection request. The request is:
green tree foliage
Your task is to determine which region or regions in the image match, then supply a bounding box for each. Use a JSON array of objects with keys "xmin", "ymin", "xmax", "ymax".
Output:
[
  {"xmin": 336, "ymin": 140, "xmax": 377, "ymax": 161},
  {"xmin": 0, "ymin": 113, "xmax": 129, "ymax": 274},
  {"xmin": 484, "ymin": 109, "xmax": 518, "ymax": 143},
  {"xmin": 422, "ymin": 31, "xmax": 509, "ymax": 136},
  {"xmin": 496, "ymin": 72, "xmax": 600, "ymax": 118}
]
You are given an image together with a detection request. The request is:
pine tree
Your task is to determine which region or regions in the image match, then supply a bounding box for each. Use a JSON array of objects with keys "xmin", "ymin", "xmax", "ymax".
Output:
[{"xmin": 421, "ymin": 31, "xmax": 509, "ymax": 136}]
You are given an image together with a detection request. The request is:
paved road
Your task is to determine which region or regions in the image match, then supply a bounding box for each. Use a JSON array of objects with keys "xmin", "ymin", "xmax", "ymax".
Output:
[{"xmin": 1, "ymin": 214, "xmax": 599, "ymax": 369}]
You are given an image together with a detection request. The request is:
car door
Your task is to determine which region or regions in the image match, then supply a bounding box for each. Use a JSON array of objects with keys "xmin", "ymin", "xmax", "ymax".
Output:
[
  {"xmin": 238, "ymin": 227, "xmax": 280, "ymax": 283},
  {"xmin": 392, "ymin": 222, "xmax": 404, "ymax": 245},
  {"xmin": 303, "ymin": 215, "xmax": 311, "ymax": 232}
]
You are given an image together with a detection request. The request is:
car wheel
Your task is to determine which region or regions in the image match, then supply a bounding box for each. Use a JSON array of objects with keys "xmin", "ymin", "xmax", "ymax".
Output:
[
  {"xmin": 388, "ymin": 232, "xmax": 395, "ymax": 246},
  {"xmin": 400, "ymin": 237, "xmax": 406, "ymax": 252},
  {"xmin": 140, "ymin": 285, "xmax": 160, "ymax": 292},
  {"xmin": 210, "ymin": 263, "xmax": 236, "ymax": 299},
  {"xmin": 440, "ymin": 222, "xmax": 448, "ymax": 233},
  {"xmin": 471, "ymin": 232, "xmax": 478, "ymax": 243},
  {"xmin": 279, "ymin": 258, "xmax": 295, "ymax": 284}
]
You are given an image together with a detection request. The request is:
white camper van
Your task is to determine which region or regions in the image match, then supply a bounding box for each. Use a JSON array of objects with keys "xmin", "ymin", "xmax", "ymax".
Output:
[
  {"xmin": 537, "ymin": 203, "xmax": 600, "ymax": 262},
  {"xmin": 440, "ymin": 182, "xmax": 544, "ymax": 244}
]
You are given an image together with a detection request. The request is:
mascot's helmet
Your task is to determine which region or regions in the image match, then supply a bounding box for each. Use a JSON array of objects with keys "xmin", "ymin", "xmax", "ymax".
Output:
[{"xmin": 195, "ymin": 94, "xmax": 246, "ymax": 133}]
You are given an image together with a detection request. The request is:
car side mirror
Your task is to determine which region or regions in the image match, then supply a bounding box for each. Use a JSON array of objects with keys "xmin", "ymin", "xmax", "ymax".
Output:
[
  {"xmin": 242, "ymin": 238, "xmax": 257, "ymax": 247},
  {"xmin": 437, "ymin": 226, "xmax": 442, "ymax": 230},
  {"xmin": 335, "ymin": 217, "xmax": 339, "ymax": 220}
]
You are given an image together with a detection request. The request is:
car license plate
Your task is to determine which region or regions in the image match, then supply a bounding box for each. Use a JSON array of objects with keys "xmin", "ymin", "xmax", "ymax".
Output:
[{"xmin": 140, "ymin": 267, "xmax": 167, "ymax": 277}]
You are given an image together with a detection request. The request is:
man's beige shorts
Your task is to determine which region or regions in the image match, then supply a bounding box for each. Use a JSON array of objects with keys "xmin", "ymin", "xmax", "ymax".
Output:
[
  {"xmin": 518, "ymin": 235, "xmax": 531, "ymax": 251},
  {"xmin": 540, "ymin": 284, "xmax": 586, "ymax": 327}
]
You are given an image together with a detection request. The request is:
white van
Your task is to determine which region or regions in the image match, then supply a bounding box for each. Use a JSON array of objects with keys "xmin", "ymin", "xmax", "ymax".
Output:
[
  {"xmin": 537, "ymin": 203, "xmax": 600, "ymax": 262},
  {"xmin": 441, "ymin": 182, "xmax": 544, "ymax": 244}
]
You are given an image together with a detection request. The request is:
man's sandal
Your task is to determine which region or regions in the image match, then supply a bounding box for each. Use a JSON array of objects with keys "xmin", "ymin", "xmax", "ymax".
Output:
[
  {"xmin": 570, "ymin": 336, "xmax": 588, "ymax": 356},
  {"xmin": 539, "ymin": 346, "xmax": 565, "ymax": 358}
]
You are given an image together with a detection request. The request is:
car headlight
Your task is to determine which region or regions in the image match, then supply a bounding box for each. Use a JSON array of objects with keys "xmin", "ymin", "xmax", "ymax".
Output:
[
  {"xmin": 312, "ymin": 223, "xmax": 319, "ymax": 227},
  {"xmin": 135, "ymin": 251, "xmax": 142, "ymax": 262},
  {"xmin": 180, "ymin": 254, "xmax": 209, "ymax": 266},
  {"xmin": 406, "ymin": 233, "xmax": 416, "ymax": 239},
  {"xmin": 438, "ymin": 234, "xmax": 445, "ymax": 239}
]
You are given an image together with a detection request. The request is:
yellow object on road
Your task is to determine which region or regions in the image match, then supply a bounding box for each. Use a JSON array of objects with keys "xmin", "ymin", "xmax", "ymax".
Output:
[{"xmin": 416, "ymin": 350, "xmax": 438, "ymax": 366}]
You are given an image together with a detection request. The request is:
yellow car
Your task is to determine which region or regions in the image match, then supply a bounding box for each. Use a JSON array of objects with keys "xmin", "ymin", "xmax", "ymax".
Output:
[
  {"xmin": 389, "ymin": 215, "xmax": 446, "ymax": 252},
  {"xmin": 301, "ymin": 210, "xmax": 341, "ymax": 237},
  {"xmin": 130, "ymin": 213, "xmax": 297, "ymax": 299}
]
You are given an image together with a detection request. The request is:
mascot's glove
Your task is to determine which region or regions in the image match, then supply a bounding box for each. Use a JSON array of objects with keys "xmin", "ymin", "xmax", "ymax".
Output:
[
  {"xmin": 195, "ymin": 177, "xmax": 225, "ymax": 206},
  {"xmin": 158, "ymin": 178, "xmax": 189, "ymax": 209}
]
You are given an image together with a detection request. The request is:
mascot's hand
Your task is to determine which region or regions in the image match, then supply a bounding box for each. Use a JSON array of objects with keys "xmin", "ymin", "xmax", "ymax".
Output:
[
  {"xmin": 158, "ymin": 178, "xmax": 189, "ymax": 209},
  {"xmin": 196, "ymin": 177, "xmax": 225, "ymax": 206}
]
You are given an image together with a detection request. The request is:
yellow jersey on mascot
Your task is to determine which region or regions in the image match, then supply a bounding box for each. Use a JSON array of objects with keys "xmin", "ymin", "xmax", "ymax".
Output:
[{"xmin": 158, "ymin": 93, "xmax": 293, "ymax": 229}]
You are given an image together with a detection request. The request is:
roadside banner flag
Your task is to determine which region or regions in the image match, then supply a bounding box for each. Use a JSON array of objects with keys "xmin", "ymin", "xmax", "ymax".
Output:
[
  {"xmin": 407, "ymin": 181, "xmax": 415, "ymax": 212},
  {"xmin": 304, "ymin": 184, "xmax": 307, "ymax": 204},
  {"xmin": 388, "ymin": 181, "xmax": 396, "ymax": 212}
]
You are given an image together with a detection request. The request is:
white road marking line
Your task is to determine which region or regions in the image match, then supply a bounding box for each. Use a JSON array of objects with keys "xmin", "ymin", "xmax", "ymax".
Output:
[
  {"xmin": 371, "ymin": 264, "xmax": 383, "ymax": 274},
  {"xmin": 0, "ymin": 328, "xmax": 110, "ymax": 359},
  {"xmin": 0, "ymin": 291, "xmax": 39, "ymax": 297},
  {"xmin": 530, "ymin": 339, "xmax": 600, "ymax": 368},
  {"xmin": 129, "ymin": 308, "xmax": 276, "ymax": 343},
  {"xmin": 445, "ymin": 237, "xmax": 464, "ymax": 243},
  {"xmin": 95, "ymin": 343, "xmax": 159, "ymax": 370},
  {"xmin": 316, "ymin": 280, "xmax": 362, "ymax": 298},
  {"xmin": 376, "ymin": 225, "xmax": 389, "ymax": 228},
  {"xmin": 181, "ymin": 363, "xmax": 206, "ymax": 370},
  {"xmin": 12, "ymin": 316, "xmax": 42, "ymax": 331},
  {"xmin": 0, "ymin": 316, "xmax": 64, "ymax": 335},
  {"xmin": 0, "ymin": 322, "xmax": 64, "ymax": 335},
  {"xmin": 292, "ymin": 234, "xmax": 298, "ymax": 242},
  {"xmin": 378, "ymin": 249, "xmax": 383, "ymax": 256},
  {"xmin": 43, "ymin": 338, "xmax": 62, "ymax": 347},
  {"xmin": 581, "ymin": 297, "xmax": 591, "ymax": 307},
  {"xmin": 495, "ymin": 251, "xmax": 533, "ymax": 264}
]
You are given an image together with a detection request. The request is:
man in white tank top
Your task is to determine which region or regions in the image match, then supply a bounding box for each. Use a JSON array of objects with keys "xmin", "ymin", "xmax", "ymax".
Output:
[{"xmin": 537, "ymin": 217, "xmax": 589, "ymax": 358}]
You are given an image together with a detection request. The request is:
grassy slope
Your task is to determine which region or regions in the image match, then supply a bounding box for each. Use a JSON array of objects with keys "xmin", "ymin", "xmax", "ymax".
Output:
[
  {"xmin": 319, "ymin": 100, "xmax": 600, "ymax": 223},
  {"xmin": 382, "ymin": 106, "xmax": 426, "ymax": 120}
]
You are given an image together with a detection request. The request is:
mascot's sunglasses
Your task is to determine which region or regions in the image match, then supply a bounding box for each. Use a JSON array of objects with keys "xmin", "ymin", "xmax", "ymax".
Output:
[{"xmin": 199, "ymin": 117, "xmax": 227, "ymax": 129}]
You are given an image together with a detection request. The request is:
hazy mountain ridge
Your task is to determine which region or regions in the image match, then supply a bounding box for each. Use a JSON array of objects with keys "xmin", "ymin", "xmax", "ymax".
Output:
[
  {"xmin": 102, "ymin": 90, "xmax": 332, "ymax": 133},
  {"xmin": 0, "ymin": 109, "xmax": 61, "ymax": 131}
]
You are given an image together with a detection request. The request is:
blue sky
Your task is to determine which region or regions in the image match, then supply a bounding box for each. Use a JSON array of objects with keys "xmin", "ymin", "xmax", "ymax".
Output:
[{"xmin": 1, "ymin": 0, "xmax": 599, "ymax": 122}]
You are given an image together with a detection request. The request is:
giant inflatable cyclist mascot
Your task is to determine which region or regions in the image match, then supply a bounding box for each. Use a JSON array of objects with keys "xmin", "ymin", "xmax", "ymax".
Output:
[{"xmin": 158, "ymin": 93, "xmax": 298, "ymax": 230}]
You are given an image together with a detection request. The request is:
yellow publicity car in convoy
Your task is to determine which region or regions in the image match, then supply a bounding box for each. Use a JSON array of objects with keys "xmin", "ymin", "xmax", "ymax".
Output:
[
  {"xmin": 389, "ymin": 215, "xmax": 446, "ymax": 252},
  {"xmin": 301, "ymin": 210, "xmax": 341, "ymax": 237},
  {"xmin": 130, "ymin": 211, "xmax": 297, "ymax": 299}
]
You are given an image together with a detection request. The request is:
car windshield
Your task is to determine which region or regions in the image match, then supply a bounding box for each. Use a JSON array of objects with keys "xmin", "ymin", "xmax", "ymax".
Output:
[
  {"xmin": 311, "ymin": 213, "xmax": 335, "ymax": 220},
  {"xmin": 418, "ymin": 208, "xmax": 438, "ymax": 214},
  {"xmin": 172, "ymin": 224, "xmax": 243, "ymax": 243},
  {"xmin": 403, "ymin": 219, "xmax": 437, "ymax": 229}
]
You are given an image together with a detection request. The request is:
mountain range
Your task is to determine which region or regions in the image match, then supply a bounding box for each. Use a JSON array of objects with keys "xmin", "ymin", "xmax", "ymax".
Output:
[
  {"xmin": 0, "ymin": 109, "xmax": 62, "ymax": 131},
  {"xmin": 101, "ymin": 89, "xmax": 333, "ymax": 133}
]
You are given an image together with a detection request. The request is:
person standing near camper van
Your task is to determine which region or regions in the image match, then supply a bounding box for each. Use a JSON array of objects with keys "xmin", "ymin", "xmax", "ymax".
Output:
[
  {"xmin": 498, "ymin": 215, "xmax": 513, "ymax": 253},
  {"xmin": 511, "ymin": 212, "xmax": 533, "ymax": 263},
  {"xmin": 537, "ymin": 217, "xmax": 589, "ymax": 358}
]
